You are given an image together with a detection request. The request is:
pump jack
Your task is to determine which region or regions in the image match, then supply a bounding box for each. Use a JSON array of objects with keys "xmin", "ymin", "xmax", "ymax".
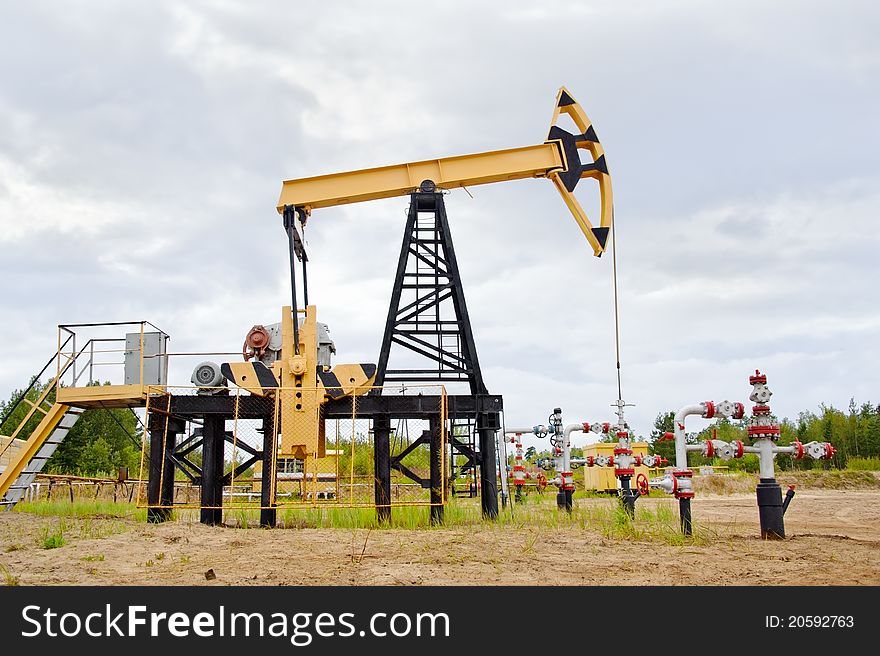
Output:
[
  {"xmin": 1, "ymin": 87, "xmax": 613, "ymax": 526},
  {"xmin": 263, "ymin": 87, "xmax": 613, "ymax": 521}
]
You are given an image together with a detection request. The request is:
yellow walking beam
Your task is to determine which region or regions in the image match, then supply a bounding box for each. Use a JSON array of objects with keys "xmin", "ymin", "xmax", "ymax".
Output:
[
  {"xmin": 278, "ymin": 144, "xmax": 562, "ymax": 211},
  {"xmin": 278, "ymin": 87, "xmax": 613, "ymax": 256}
]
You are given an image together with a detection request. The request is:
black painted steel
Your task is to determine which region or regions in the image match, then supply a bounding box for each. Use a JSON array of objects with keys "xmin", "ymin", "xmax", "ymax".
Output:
[
  {"xmin": 680, "ymin": 497, "xmax": 693, "ymax": 536},
  {"xmin": 260, "ymin": 411, "xmax": 277, "ymax": 528},
  {"xmin": 168, "ymin": 392, "xmax": 501, "ymax": 419},
  {"xmin": 757, "ymin": 478, "xmax": 785, "ymax": 539},
  {"xmin": 620, "ymin": 476, "xmax": 637, "ymax": 518},
  {"xmin": 146, "ymin": 401, "xmax": 178, "ymax": 524},
  {"xmin": 373, "ymin": 415, "xmax": 392, "ymax": 523},
  {"xmin": 477, "ymin": 412, "xmax": 499, "ymax": 518},
  {"xmin": 375, "ymin": 192, "xmax": 486, "ymax": 392},
  {"xmin": 282, "ymin": 205, "xmax": 301, "ymax": 355},
  {"xmin": 200, "ymin": 416, "xmax": 225, "ymax": 526},
  {"xmin": 373, "ymin": 192, "xmax": 500, "ymax": 515},
  {"xmin": 782, "ymin": 485, "xmax": 796, "ymax": 516}
]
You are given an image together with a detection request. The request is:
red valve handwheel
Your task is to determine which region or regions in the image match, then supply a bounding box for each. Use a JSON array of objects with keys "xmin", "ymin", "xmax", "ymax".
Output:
[{"xmin": 636, "ymin": 473, "xmax": 649, "ymax": 496}]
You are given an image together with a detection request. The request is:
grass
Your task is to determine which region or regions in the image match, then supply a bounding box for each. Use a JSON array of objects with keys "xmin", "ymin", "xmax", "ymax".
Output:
[
  {"xmin": 14, "ymin": 500, "xmax": 147, "ymax": 521},
  {"xmin": 780, "ymin": 469, "xmax": 880, "ymax": 489},
  {"xmin": 845, "ymin": 457, "xmax": 880, "ymax": 471},
  {"xmin": 0, "ymin": 563, "xmax": 19, "ymax": 586},
  {"xmin": 172, "ymin": 495, "xmax": 702, "ymax": 545},
  {"xmin": 695, "ymin": 468, "xmax": 880, "ymax": 494},
  {"xmin": 40, "ymin": 524, "xmax": 66, "ymax": 549},
  {"xmin": 1, "ymin": 488, "xmax": 736, "ymax": 547}
]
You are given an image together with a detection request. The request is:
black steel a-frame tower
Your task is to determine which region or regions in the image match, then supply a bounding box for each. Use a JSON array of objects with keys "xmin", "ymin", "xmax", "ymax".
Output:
[{"xmin": 375, "ymin": 187, "xmax": 500, "ymax": 517}]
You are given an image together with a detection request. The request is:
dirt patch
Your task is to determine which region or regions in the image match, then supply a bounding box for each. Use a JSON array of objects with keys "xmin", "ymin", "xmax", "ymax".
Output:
[{"xmin": 2, "ymin": 489, "xmax": 879, "ymax": 586}]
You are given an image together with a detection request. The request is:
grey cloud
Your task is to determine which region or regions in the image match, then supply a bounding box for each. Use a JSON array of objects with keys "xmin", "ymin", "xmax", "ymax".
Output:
[{"xmin": 1, "ymin": 1, "xmax": 878, "ymax": 436}]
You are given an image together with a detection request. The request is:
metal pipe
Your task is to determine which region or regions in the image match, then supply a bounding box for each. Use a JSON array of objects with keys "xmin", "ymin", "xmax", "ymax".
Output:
[
  {"xmin": 561, "ymin": 423, "xmax": 587, "ymax": 475},
  {"xmin": 504, "ymin": 426, "xmax": 548, "ymax": 436},
  {"xmin": 673, "ymin": 403, "xmax": 710, "ymax": 470},
  {"xmin": 742, "ymin": 441, "xmax": 778, "ymax": 479},
  {"xmin": 782, "ymin": 485, "xmax": 796, "ymax": 515}
]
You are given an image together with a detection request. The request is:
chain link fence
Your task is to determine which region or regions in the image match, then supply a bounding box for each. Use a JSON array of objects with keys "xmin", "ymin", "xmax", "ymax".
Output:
[{"xmin": 136, "ymin": 385, "xmax": 447, "ymax": 512}]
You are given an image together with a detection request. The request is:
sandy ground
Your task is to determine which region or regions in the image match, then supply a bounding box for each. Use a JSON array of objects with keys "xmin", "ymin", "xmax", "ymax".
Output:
[{"xmin": 2, "ymin": 489, "xmax": 879, "ymax": 586}]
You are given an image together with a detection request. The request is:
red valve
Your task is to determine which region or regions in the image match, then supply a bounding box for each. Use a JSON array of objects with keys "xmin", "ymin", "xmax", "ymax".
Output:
[
  {"xmin": 749, "ymin": 369, "xmax": 767, "ymax": 385},
  {"xmin": 659, "ymin": 432, "xmax": 674, "ymax": 442},
  {"xmin": 733, "ymin": 440, "xmax": 744, "ymax": 458},
  {"xmin": 636, "ymin": 473, "xmax": 649, "ymax": 496},
  {"xmin": 824, "ymin": 443, "xmax": 836, "ymax": 460}
]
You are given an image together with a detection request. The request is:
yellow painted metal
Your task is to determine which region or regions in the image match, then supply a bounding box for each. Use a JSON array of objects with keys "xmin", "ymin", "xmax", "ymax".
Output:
[
  {"xmin": 0, "ymin": 403, "xmax": 70, "ymax": 500},
  {"xmin": 3, "ymin": 373, "xmax": 67, "ymax": 446},
  {"xmin": 277, "ymin": 86, "xmax": 613, "ymax": 256},
  {"xmin": 321, "ymin": 363, "xmax": 375, "ymax": 397},
  {"xmin": 56, "ymin": 384, "xmax": 150, "ymax": 409},
  {"xmin": 21, "ymin": 398, "xmax": 48, "ymax": 414},
  {"xmin": 273, "ymin": 305, "xmax": 323, "ymax": 458},
  {"xmin": 216, "ymin": 306, "xmax": 377, "ymax": 460},
  {"xmin": 582, "ymin": 442, "xmax": 653, "ymax": 492},
  {"xmin": 546, "ymin": 86, "xmax": 614, "ymax": 256},
  {"xmin": 278, "ymin": 143, "xmax": 563, "ymax": 211},
  {"xmin": 220, "ymin": 363, "xmax": 274, "ymax": 397}
]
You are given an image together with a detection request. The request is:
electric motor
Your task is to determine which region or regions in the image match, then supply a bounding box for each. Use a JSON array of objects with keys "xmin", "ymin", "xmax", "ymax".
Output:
[{"xmin": 191, "ymin": 361, "xmax": 226, "ymax": 389}]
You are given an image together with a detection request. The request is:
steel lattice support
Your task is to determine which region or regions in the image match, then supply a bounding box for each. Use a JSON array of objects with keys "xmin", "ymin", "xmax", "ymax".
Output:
[{"xmin": 374, "ymin": 190, "xmax": 500, "ymax": 518}]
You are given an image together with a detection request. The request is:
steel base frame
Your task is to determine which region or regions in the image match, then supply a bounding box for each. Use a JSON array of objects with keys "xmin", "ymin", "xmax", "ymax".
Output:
[{"xmin": 144, "ymin": 393, "xmax": 502, "ymax": 526}]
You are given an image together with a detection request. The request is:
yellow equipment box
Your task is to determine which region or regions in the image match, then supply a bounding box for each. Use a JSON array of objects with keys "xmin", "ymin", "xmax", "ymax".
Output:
[{"xmin": 581, "ymin": 441, "xmax": 653, "ymax": 493}]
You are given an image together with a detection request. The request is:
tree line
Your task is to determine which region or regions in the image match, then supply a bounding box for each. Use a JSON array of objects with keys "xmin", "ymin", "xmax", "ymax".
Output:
[
  {"xmin": 648, "ymin": 399, "xmax": 880, "ymax": 471},
  {"xmin": 4, "ymin": 382, "xmax": 879, "ymax": 477},
  {"xmin": 519, "ymin": 400, "xmax": 880, "ymax": 473}
]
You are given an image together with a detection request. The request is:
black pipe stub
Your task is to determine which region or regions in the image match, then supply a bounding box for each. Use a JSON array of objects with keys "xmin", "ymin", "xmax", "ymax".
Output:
[
  {"xmin": 782, "ymin": 485, "xmax": 796, "ymax": 516},
  {"xmin": 679, "ymin": 497, "xmax": 693, "ymax": 536},
  {"xmin": 757, "ymin": 478, "xmax": 785, "ymax": 539},
  {"xmin": 619, "ymin": 475, "xmax": 637, "ymax": 518},
  {"xmin": 555, "ymin": 489, "xmax": 573, "ymax": 512}
]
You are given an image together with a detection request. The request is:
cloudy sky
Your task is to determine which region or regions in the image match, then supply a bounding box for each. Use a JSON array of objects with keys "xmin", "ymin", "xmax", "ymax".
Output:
[{"xmin": 1, "ymin": 1, "xmax": 877, "ymax": 449}]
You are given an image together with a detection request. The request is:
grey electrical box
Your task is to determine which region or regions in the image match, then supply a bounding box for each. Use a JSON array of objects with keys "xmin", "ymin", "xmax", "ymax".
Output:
[{"xmin": 124, "ymin": 331, "xmax": 168, "ymax": 385}]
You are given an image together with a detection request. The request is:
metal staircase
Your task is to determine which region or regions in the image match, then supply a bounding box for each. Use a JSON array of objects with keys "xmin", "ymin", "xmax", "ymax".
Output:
[
  {"xmin": 0, "ymin": 338, "xmax": 80, "ymax": 510},
  {"xmin": 0, "ymin": 406, "xmax": 82, "ymax": 509}
]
